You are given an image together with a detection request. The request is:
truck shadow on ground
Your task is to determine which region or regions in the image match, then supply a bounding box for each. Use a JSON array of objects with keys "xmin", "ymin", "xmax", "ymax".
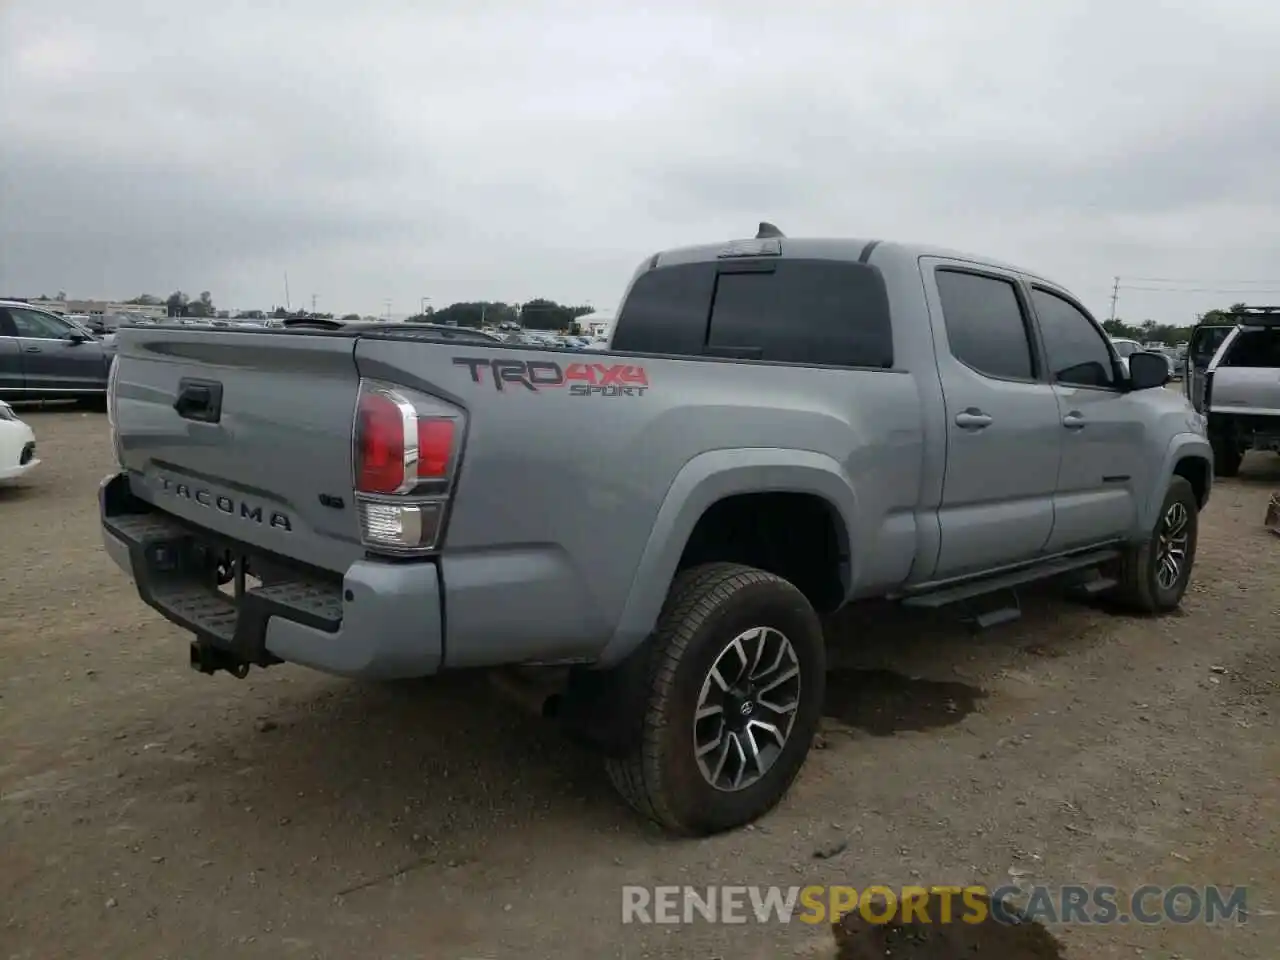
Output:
[{"xmin": 64, "ymin": 583, "xmax": 1140, "ymax": 910}]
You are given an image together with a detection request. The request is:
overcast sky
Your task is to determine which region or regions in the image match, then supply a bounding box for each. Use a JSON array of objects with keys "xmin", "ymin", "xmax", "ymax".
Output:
[{"xmin": 3, "ymin": 0, "xmax": 1279, "ymax": 322}]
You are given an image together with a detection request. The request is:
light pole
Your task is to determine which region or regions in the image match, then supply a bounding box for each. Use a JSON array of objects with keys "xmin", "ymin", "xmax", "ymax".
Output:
[{"xmin": 420, "ymin": 296, "xmax": 430, "ymax": 317}]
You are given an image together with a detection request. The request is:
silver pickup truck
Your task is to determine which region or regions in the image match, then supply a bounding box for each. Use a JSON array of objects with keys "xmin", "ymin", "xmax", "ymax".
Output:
[
  {"xmin": 1185, "ymin": 306, "xmax": 1280, "ymax": 476},
  {"xmin": 101, "ymin": 227, "xmax": 1212, "ymax": 835}
]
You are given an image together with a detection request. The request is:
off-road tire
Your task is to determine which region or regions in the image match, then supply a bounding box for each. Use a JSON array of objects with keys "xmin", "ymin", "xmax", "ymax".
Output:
[
  {"xmin": 1110, "ymin": 476, "xmax": 1199, "ymax": 613},
  {"xmin": 604, "ymin": 562, "xmax": 825, "ymax": 836}
]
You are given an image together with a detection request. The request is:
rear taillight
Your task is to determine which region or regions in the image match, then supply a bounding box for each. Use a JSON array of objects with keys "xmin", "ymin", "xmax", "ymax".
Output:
[
  {"xmin": 106, "ymin": 358, "xmax": 122, "ymax": 465},
  {"xmin": 352, "ymin": 380, "xmax": 462, "ymax": 554}
]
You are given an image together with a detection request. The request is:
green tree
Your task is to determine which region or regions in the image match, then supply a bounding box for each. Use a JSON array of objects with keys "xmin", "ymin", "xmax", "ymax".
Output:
[
  {"xmin": 340, "ymin": 313, "xmax": 361, "ymax": 323},
  {"xmin": 166, "ymin": 291, "xmax": 189, "ymax": 318}
]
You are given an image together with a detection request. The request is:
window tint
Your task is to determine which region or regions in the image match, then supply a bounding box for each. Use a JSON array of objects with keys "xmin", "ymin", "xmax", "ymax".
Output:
[
  {"xmin": 612, "ymin": 259, "xmax": 894, "ymax": 366},
  {"xmin": 8, "ymin": 308, "xmax": 72, "ymax": 339},
  {"xmin": 1191, "ymin": 326, "xmax": 1231, "ymax": 364},
  {"xmin": 934, "ymin": 270, "xmax": 1034, "ymax": 380},
  {"xmin": 1031, "ymin": 288, "xmax": 1117, "ymax": 388},
  {"xmin": 611, "ymin": 263, "xmax": 716, "ymax": 355},
  {"xmin": 705, "ymin": 261, "xmax": 893, "ymax": 367},
  {"xmin": 1111, "ymin": 340, "xmax": 1139, "ymax": 358},
  {"xmin": 1221, "ymin": 328, "xmax": 1280, "ymax": 367}
]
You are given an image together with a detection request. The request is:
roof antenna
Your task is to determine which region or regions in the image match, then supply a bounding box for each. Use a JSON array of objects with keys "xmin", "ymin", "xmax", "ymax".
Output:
[{"xmin": 756, "ymin": 221, "xmax": 785, "ymax": 239}]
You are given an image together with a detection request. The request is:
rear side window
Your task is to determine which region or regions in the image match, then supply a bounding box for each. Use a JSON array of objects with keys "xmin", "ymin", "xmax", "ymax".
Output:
[
  {"xmin": 612, "ymin": 259, "xmax": 893, "ymax": 367},
  {"xmin": 1221, "ymin": 328, "xmax": 1280, "ymax": 367},
  {"xmin": 935, "ymin": 270, "xmax": 1035, "ymax": 380}
]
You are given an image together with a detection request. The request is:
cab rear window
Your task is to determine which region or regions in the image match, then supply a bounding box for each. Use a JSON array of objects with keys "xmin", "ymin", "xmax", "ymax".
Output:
[{"xmin": 612, "ymin": 259, "xmax": 893, "ymax": 368}]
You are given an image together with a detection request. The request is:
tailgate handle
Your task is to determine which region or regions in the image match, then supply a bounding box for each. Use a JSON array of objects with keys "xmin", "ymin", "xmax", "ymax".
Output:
[{"xmin": 174, "ymin": 378, "xmax": 223, "ymax": 423}]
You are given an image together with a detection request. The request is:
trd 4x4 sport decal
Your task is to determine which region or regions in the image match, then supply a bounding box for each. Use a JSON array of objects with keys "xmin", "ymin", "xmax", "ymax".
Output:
[{"xmin": 452, "ymin": 357, "xmax": 650, "ymax": 396}]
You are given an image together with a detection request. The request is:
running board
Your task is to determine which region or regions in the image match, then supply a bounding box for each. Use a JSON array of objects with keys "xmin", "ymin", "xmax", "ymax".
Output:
[{"xmin": 902, "ymin": 548, "xmax": 1121, "ymax": 610}]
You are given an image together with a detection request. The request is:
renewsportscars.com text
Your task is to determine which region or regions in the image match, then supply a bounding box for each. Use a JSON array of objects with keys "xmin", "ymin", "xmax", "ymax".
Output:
[{"xmin": 621, "ymin": 884, "xmax": 1248, "ymax": 926}]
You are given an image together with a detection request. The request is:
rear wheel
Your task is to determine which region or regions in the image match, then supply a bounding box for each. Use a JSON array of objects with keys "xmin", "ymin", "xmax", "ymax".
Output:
[
  {"xmin": 1109, "ymin": 477, "xmax": 1199, "ymax": 613},
  {"xmin": 605, "ymin": 562, "xmax": 825, "ymax": 835}
]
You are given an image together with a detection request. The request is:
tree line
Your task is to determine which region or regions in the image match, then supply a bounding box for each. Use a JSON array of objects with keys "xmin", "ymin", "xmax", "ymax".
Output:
[
  {"xmin": 128, "ymin": 292, "xmax": 593, "ymax": 330},
  {"xmin": 1101, "ymin": 302, "xmax": 1256, "ymax": 346}
]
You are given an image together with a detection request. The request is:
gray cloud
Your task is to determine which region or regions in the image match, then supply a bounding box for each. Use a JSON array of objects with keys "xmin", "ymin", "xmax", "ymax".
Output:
[{"xmin": 2, "ymin": 0, "xmax": 1278, "ymax": 321}]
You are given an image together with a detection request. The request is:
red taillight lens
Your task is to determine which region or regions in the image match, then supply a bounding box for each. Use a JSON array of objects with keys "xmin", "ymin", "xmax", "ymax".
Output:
[
  {"xmin": 417, "ymin": 419, "xmax": 455, "ymax": 478},
  {"xmin": 356, "ymin": 389, "xmax": 408, "ymax": 494}
]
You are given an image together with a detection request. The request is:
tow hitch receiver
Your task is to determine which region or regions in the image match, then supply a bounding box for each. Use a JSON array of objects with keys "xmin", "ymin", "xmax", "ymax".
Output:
[{"xmin": 190, "ymin": 641, "xmax": 251, "ymax": 679}]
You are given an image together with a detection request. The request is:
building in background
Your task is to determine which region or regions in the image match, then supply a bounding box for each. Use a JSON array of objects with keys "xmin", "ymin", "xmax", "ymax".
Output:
[
  {"xmin": 24, "ymin": 297, "xmax": 167, "ymax": 320},
  {"xmin": 577, "ymin": 310, "xmax": 615, "ymax": 339}
]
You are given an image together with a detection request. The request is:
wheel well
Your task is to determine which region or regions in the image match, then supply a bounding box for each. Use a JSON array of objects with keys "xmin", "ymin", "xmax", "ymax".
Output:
[
  {"xmin": 1174, "ymin": 456, "xmax": 1210, "ymax": 507},
  {"xmin": 676, "ymin": 492, "xmax": 848, "ymax": 614}
]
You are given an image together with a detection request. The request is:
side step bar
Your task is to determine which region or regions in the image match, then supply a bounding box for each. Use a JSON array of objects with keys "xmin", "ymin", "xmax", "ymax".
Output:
[{"xmin": 902, "ymin": 548, "xmax": 1121, "ymax": 610}]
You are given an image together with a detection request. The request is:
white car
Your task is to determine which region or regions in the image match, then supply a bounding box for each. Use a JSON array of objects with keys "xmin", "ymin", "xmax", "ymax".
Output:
[{"xmin": 0, "ymin": 401, "xmax": 39, "ymax": 482}]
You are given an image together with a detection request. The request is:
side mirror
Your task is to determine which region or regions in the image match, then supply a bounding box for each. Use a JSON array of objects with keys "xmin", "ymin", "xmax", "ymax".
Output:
[
  {"xmin": 1128, "ymin": 351, "xmax": 1170, "ymax": 390},
  {"xmin": 67, "ymin": 331, "xmax": 93, "ymax": 344}
]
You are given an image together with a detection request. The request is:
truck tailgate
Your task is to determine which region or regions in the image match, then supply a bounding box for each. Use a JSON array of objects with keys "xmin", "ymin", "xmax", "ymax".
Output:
[{"xmin": 113, "ymin": 329, "xmax": 363, "ymax": 573}]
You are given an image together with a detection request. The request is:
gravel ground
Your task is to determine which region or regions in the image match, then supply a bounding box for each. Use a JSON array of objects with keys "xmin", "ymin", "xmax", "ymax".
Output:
[{"xmin": 1, "ymin": 407, "xmax": 1277, "ymax": 959}]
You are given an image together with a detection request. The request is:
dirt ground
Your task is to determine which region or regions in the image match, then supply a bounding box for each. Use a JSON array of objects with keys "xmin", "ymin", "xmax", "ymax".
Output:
[{"xmin": 1, "ymin": 407, "xmax": 1277, "ymax": 960}]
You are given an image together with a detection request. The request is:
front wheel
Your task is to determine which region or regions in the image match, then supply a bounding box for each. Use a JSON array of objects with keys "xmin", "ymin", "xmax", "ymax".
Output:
[
  {"xmin": 605, "ymin": 562, "xmax": 826, "ymax": 836},
  {"xmin": 1109, "ymin": 477, "xmax": 1199, "ymax": 613}
]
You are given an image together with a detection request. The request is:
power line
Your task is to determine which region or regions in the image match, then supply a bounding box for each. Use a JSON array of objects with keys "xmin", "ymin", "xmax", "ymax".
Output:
[
  {"xmin": 1119, "ymin": 285, "xmax": 1280, "ymax": 294},
  {"xmin": 1122, "ymin": 276, "xmax": 1278, "ymax": 285}
]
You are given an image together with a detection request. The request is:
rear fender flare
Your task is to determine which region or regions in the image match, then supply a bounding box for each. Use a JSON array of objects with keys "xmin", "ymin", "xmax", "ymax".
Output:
[{"xmin": 597, "ymin": 448, "xmax": 857, "ymax": 667}]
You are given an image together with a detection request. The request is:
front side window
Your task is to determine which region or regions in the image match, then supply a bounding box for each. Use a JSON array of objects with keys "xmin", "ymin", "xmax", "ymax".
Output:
[
  {"xmin": 1031, "ymin": 288, "xmax": 1117, "ymax": 389},
  {"xmin": 8, "ymin": 308, "xmax": 74, "ymax": 340}
]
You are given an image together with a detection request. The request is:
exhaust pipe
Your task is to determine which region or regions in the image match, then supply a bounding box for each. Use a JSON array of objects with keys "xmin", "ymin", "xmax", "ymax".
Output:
[{"xmin": 488, "ymin": 668, "xmax": 562, "ymax": 719}]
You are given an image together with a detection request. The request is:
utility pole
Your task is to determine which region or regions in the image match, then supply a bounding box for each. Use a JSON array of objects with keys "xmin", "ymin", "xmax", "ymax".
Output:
[
  {"xmin": 284, "ymin": 272, "xmax": 291, "ymax": 311},
  {"xmin": 1109, "ymin": 276, "xmax": 1120, "ymax": 323},
  {"xmin": 311, "ymin": 293, "xmax": 317, "ymax": 314},
  {"xmin": 420, "ymin": 296, "xmax": 430, "ymax": 315},
  {"xmin": 383, "ymin": 298, "xmax": 392, "ymax": 322}
]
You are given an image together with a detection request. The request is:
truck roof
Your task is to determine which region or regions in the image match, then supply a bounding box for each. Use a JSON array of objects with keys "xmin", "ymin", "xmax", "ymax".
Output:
[{"xmin": 649, "ymin": 236, "xmax": 1061, "ymax": 288}]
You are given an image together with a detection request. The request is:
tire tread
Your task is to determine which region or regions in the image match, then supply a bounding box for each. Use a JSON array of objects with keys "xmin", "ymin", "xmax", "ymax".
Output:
[{"xmin": 605, "ymin": 562, "xmax": 798, "ymax": 833}]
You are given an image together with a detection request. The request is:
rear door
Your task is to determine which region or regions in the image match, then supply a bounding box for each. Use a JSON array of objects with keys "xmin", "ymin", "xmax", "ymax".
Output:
[
  {"xmin": 1029, "ymin": 286, "xmax": 1145, "ymax": 551},
  {"xmin": 922, "ymin": 260, "xmax": 1063, "ymax": 578},
  {"xmin": 6, "ymin": 307, "xmax": 108, "ymax": 391},
  {"xmin": 1209, "ymin": 326, "xmax": 1280, "ymax": 413}
]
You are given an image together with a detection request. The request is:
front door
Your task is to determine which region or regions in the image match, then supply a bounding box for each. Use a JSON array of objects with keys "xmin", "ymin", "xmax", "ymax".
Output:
[
  {"xmin": 1027, "ymin": 286, "xmax": 1147, "ymax": 551},
  {"xmin": 4, "ymin": 307, "xmax": 107, "ymax": 392},
  {"xmin": 923, "ymin": 261, "xmax": 1063, "ymax": 579}
]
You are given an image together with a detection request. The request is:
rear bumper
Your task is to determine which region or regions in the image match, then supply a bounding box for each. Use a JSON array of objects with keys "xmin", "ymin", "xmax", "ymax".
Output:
[{"xmin": 100, "ymin": 472, "xmax": 443, "ymax": 679}]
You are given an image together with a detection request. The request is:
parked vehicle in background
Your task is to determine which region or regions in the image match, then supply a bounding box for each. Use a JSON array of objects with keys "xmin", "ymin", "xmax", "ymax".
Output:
[
  {"xmin": 1185, "ymin": 320, "xmax": 1236, "ymax": 416},
  {"xmin": 1109, "ymin": 338, "xmax": 1143, "ymax": 375},
  {"xmin": 0, "ymin": 400, "xmax": 39, "ymax": 482},
  {"xmin": 0, "ymin": 300, "xmax": 117, "ymax": 403},
  {"xmin": 101, "ymin": 225, "xmax": 1210, "ymax": 835},
  {"xmin": 1186, "ymin": 305, "xmax": 1280, "ymax": 476}
]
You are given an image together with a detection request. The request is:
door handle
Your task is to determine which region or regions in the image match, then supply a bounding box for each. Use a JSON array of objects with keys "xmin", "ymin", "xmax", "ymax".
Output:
[
  {"xmin": 954, "ymin": 409, "xmax": 993, "ymax": 429},
  {"xmin": 23, "ymin": 346, "xmax": 41, "ymax": 353},
  {"xmin": 1062, "ymin": 412, "xmax": 1086, "ymax": 430}
]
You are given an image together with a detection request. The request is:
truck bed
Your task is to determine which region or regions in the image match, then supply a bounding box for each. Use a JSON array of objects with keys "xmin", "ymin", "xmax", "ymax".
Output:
[{"xmin": 108, "ymin": 325, "xmax": 926, "ymax": 670}]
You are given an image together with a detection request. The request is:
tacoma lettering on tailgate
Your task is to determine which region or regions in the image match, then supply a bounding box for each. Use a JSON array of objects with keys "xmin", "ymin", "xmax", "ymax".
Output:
[
  {"xmin": 452, "ymin": 357, "xmax": 649, "ymax": 396},
  {"xmin": 156, "ymin": 476, "xmax": 293, "ymax": 531}
]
